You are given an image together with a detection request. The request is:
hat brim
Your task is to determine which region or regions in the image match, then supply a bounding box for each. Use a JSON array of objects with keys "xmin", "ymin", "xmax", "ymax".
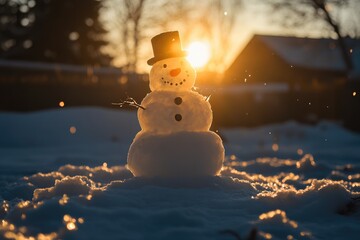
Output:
[{"xmin": 147, "ymin": 51, "xmax": 187, "ymax": 66}]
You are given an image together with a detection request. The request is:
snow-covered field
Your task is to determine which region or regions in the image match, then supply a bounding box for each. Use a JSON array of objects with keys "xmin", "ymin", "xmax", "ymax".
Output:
[{"xmin": 1, "ymin": 107, "xmax": 359, "ymax": 240}]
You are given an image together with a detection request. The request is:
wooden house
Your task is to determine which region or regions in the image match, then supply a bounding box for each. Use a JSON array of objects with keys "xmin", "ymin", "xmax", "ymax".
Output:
[
  {"xmin": 209, "ymin": 35, "xmax": 360, "ymax": 129},
  {"xmin": 224, "ymin": 34, "xmax": 360, "ymax": 89}
]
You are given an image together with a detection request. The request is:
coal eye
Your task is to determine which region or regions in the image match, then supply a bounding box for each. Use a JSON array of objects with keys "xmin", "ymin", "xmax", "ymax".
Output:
[{"xmin": 163, "ymin": 64, "xmax": 167, "ymax": 68}]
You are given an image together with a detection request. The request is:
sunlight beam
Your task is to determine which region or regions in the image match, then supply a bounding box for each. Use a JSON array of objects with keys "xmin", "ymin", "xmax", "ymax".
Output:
[{"xmin": 186, "ymin": 41, "xmax": 211, "ymax": 69}]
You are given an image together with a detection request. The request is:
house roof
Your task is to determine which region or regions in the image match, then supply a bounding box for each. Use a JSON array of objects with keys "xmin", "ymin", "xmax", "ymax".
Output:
[{"xmin": 254, "ymin": 34, "xmax": 360, "ymax": 75}]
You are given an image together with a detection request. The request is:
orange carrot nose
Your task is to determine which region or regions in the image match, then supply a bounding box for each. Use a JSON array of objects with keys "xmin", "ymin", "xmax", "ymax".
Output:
[{"xmin": 170, "ymin": 68, "xmax": 181, "ymax": 77}]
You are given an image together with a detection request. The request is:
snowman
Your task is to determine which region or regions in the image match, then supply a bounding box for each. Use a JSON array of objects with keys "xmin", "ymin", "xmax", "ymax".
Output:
[{"xmin": 127, "ymin": 31, "xmax": 224, "ymax": 177}]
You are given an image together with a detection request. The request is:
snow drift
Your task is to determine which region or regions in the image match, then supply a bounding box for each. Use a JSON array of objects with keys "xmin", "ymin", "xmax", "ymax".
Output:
[{"xmin": 1, "ymin": 107, "xmax": 360, "ymax": 240}]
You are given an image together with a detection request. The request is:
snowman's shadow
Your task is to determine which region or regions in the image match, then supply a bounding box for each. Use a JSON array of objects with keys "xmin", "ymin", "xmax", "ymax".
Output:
[{"xmin": 111, "ymin": 175, "xmax": 256, "ymax": 192}]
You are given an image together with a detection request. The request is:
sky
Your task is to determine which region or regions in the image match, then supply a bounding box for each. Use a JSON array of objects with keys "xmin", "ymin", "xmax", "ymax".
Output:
[{"xmin": 102, "ymin": 0, "xmax": 359, "ymax": 73}]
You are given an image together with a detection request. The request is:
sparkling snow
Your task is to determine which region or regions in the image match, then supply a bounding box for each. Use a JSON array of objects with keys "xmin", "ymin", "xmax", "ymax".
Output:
[{"xmin": 1, "ymin": 107, "xmax": 360, "ymax": 239}]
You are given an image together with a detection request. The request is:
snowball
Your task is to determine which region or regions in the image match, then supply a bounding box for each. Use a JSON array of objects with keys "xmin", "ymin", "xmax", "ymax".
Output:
[
  {"xmin": 256, "ymin": 209, "xmax": 303, "ymax": 240},
  {"xmin": 127, "ymin": 131, "xmax": 224, "ymax": 177},
  {"xmin": 258, "ymin": 209, "xmax": 298, "ymax": 229},
  {"xmin": 138, "ymin": 90, "xmax": 212, "ymax": 134},
  {"xmin": 24, "ymin": 172, "xmax": 64, "ymax": 188},
  {"xmin": 58, "ymin": 164, "xmax": 133, "ymax": 183},
  {"xmin": 149, "ymin": 57, "xmax": 196, "ymax": 92},
  {"xmin": 296, "ymin": 154, "xmax": 316, "ymax": 170},
  {"xmin": 220, "ymin": 166, "xmax": 254, "ymax": 181},
  {"xmin": 257, "ymin": 179, "xmax": 352, "ymax": 215},
  {"xmin": 33, "ymin": 176, "xmax": 95, "ymax": 201},
  {"xmin": 24, "ymin": 165, "xmax": 132, "ymax": 193}
]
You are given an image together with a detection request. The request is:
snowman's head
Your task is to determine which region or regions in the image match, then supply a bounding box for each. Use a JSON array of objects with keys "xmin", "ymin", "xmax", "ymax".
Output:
[{"xmin": 149, "ymin": 57, "xmax": 196, "ymax": 92}]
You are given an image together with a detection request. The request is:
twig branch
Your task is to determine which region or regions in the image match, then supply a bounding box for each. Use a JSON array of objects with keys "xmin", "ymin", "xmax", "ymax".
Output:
[{"xmin": 112, "ymin": 97, "xmax": 146, "ymax": 110}]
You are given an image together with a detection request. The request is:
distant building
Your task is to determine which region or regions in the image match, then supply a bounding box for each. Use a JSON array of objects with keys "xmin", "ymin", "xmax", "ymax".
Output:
[
  {"xmin": 209, "ymin": 35, "xmax": 360, "ymax": 130},
  {"xmin": 224, "ymin": 34, "xmax": 360, "ymax": 90}
]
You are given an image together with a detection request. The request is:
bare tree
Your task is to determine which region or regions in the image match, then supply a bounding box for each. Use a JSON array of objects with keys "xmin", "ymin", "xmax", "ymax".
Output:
[
  {"xmin": 265, "ymin": 0, "xmax": 360, "ymax": 71},
  {"xmin": 341, "ymin": 0, "xmax": 360, "ymax": 38},
  {"xmin": 105, "ymin": 0, "xmax": 146, "ymax": 72},
  {"xmin": 199, "ymin": 0, "xmax": 243, "ymax": 72},
  {"xmin": 312, "ymin": 0, "xmax": 352, "ymax": 70},
  {"xmin": 103, "ymin": 0, "xmax": 195, "ymax": 72}
]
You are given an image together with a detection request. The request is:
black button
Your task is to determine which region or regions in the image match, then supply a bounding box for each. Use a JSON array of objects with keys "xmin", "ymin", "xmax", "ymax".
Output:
[
  {"xmin": 174, "ymin": 97, "xmax": 182, "ymax": 105},
  {"xmin": 175, "ymin": 114, "xmax": 182, "ymax": 121}
]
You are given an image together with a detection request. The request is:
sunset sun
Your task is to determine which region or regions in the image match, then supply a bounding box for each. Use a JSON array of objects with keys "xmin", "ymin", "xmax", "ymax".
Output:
[{"xmin": 186, "ymin": 41, "xmax": 211, "ymax": 68}]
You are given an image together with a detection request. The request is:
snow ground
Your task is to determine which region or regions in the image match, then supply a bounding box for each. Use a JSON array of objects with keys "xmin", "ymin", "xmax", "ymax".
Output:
[{"xmin": 0, "ymin": 107, "xmax": 360, "ymax": 240}]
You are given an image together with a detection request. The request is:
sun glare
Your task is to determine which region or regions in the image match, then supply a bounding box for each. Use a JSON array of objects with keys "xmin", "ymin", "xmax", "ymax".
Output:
[{"xmin": 186, "ymin": 41, "xmax": 211, "ymax": 69}]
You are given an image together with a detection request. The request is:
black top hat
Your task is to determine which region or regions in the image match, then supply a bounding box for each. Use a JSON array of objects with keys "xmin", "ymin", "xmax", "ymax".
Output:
[{"xmin": 147, "ymin": 31, "xmax": 187, "ymax": 66}]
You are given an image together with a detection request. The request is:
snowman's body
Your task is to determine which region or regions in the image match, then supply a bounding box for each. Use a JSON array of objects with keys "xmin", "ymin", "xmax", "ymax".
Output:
[
  {"xmin": 127, "ymin": 52, "xmax": 224, "ymax": 177},
  {"xmin": 128, "ymin": 130, "xmax": 223, "ymax": 177},
  {"xmin": 138, "ymin": 90, "xmax": 212, "ymax": 134}
]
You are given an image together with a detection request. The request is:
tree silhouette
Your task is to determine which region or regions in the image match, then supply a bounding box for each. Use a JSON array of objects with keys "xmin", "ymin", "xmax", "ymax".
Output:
[
  {"xmin": 265, "ymin": 0, "xmax": 360, "ymax": 72},
  {"xmin": 200, "ymin": 0, "xmax": 243, "ymax": 73},
  {"xmin": 0, "ymin": 0, "xmax": 111, "ymax": 66},
  {"xmin": 104, "ymin": 0, "xmax": 195, "ymax": 72}
]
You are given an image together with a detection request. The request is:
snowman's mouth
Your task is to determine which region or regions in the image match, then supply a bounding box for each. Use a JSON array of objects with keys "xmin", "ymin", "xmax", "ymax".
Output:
[{"xmin": 162, "ymin": 78, "xmax": 187, "ymax": 86}]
